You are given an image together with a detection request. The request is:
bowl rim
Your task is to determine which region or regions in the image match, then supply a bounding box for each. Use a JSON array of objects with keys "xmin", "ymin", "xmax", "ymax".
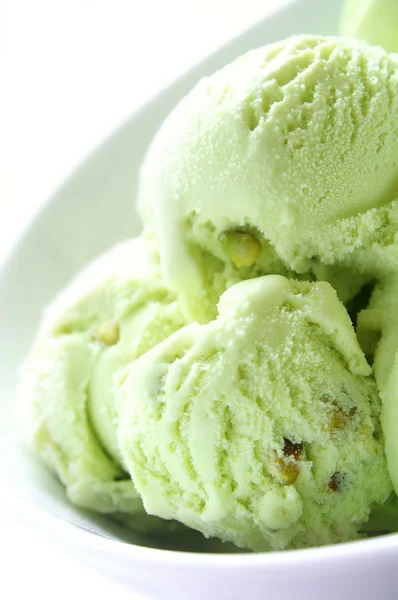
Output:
[{"xmin": 18, "ymin": 495, "xmax": 398, "ymax": 566}]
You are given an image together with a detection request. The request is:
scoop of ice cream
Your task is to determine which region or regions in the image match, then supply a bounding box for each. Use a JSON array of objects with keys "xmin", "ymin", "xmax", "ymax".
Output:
[
  {"xmin": 117, "ymin": 275, "xmax": 390, "ymax": 551},
  {"xmin": 341, "ymin": 0, "xmax": 398, "ymax": 53},
  {"xmin": 357, "ymin": 278, "xmax": 398, "ymax": 498},
  {"xmin": 20, "ymin": 237, "xmax": 187, "ymax": 516},
  {"xmin": 138, "ymin": 35, "xmax": 398, "ymax": 320}
]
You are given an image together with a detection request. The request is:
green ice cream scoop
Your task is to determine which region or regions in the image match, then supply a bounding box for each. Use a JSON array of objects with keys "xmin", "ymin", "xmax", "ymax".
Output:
[
  {"xmin": 341, "ymin": 0, "xmax": 398, "ymax": 53},
  {"xmin": 138, "ymin": 35, "xmax": 398, "ymax": 320},
  {"xmin": 20, "ymin": 238, "xmax": 187, "ymax": 516},
  {"xmin": 117, "ymin": 275, "xmax": 391, "ymax": 551},
  {"xmin": 357, "ymin": 278, "xmax": 398, "ymax": 498}
]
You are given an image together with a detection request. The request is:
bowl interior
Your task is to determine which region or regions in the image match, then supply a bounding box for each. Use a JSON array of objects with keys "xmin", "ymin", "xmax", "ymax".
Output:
[{"xmin": 0, "ymin": 0, "xmax": 360, "ymax": 554}]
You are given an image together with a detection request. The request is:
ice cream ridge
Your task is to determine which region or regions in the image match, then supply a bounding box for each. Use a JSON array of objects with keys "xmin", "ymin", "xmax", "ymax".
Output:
[{"xmin": 21, "ymin": 30, "xmax": 398, "ymax": 552}]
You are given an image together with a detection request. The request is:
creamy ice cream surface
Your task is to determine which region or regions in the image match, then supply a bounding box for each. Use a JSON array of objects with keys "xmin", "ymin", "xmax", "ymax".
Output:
[{"xmin": 117, "ymin": 276, "xmax": 391, "ymax": 551}]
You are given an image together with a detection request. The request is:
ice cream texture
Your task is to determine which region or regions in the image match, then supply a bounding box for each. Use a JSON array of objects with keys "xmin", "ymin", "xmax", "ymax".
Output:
[
  {"xmin": 138, "ymin": 35, "xmax": 398, "ymax": 320},
  {"xmin": 341, "ymin": 0, "xmax": 398, "ymax": 53},
  {"xmin": 21, "ymin": 238, "xmax": 187, "ymax": 515},
  {"xmin": 357, "ymin": 278, "xmax": 398, "ymax": 498},
  {"xmin": 117, "ymin": 276, "xmax": 391, "ymax": 551}
]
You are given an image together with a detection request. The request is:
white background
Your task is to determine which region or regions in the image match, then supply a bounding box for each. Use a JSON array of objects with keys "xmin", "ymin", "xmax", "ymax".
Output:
[{"xmin": 5, "ymin": 1, "xmax": 282, "ymax": 598}]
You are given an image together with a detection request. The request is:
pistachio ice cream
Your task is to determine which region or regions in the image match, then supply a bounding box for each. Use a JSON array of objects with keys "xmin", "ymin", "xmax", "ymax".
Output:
[
  {"xmin": 21, "ymin": 238, "xmax": 187, "ymax": 516},
  {"xmin": 117, "ymin": 276, "xmax": 391, "ymax": 550},
  {"xmin": 20, "ymin": 28, "xmax": 398, "ymax": 551},
  {"xmin": 138, "ymin": 35, "xmax": 398, "ymax": 320}
]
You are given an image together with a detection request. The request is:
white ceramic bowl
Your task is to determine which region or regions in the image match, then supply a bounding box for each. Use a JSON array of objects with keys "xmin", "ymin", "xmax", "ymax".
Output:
[{"xmin": 2, "ymin": 1, "xmax": 398, "ymax": 598}]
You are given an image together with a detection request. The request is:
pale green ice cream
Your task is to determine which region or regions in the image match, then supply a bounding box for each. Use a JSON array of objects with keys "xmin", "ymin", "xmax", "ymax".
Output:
[
  {"xmin": 300, "ymin": 199, "xmax": 398, "ymax": 280},
  {"xmin": 21, "ymin": 237, "xmax": 187, "ymax": 516},
  {"xmin": 357, "ymin": 278, "xmax": 398, "ymax": 498},
  {"xmin": 357, "ymin": 278, "xmax": 398, "ymax": 390},
  {"xmin": 20, "ymin": 31, "xmax": 398, "ymax": 551},
  {"xmin": 117, "ymin": 276, "xmax": 391, "ymax": 551},
  {"xmin": 341, "ymin": 0, "xmax": 398, "ymax": 53},
  {"xmin": 138, "ymin": 35, "xmax": 398, "ymax": 320}
]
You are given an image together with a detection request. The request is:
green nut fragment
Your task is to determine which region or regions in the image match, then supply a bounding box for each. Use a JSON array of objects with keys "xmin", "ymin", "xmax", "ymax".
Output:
[
  {"xmin": 327, "ymin": 403, "xmax": 356, "ymax": 435},
  {"xmin": 283, "ymin": 438, "xmax": 303, "ymax": 460},
  {"xmin": 276, "ymin": 439, "xmax": 303, "ymax": 485},
  {"xmin": 277, "ymin": 457, "xmax": 300, "ymax": 485},
  {"xmin": 219, "ymin": 230, "xmax": 261, "ymax": 268},
  {"xmin": 93, "ymin": 322, "xmax": 120, "ymax": 346}
]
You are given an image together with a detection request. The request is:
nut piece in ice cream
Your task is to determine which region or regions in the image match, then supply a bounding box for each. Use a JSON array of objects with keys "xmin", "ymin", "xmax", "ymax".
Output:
[
  {"xmin": 93, "ymin": 322, "xmax": 120, "ymax": 345},
  {"xmin": 219, "ymin": 230, "xmax": 262, "ymax": 268}
]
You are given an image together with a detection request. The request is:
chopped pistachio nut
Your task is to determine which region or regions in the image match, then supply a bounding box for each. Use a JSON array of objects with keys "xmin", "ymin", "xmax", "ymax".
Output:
[
  {"xmin": 321, "ymin": 397, "xmax": 357, "ymax": 434},
  {"xmin": 283, "ymin": 438, "xmax": 303, "ymax": 460},
  {"xmin": 329, "ymin": 408, "xmax": 345, "ymax": 432},
  {"xmin": 218, "ymin": 230, "xmax": 261, "ymax": 268},
  {"xmin": 329, "ymin": 405, "xmax": 357, "ymax": 433},
  {"xmin": 360, "ymin": 424, "xmax": 372, "ymax": 437},
  {"xmin": 276, "ymin": 439, "xmax": 303, "ymax": 485},
  {"xmin": 93, "ymin": 322, "xmax": 120, "ymax": 345},
  {"xmin": 277, "ymin": 458, "xmax": 300, "ymax": 485},
  {"xmin": 328, "ymin": 472, "xmax": 344, "ymax": 492}
]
